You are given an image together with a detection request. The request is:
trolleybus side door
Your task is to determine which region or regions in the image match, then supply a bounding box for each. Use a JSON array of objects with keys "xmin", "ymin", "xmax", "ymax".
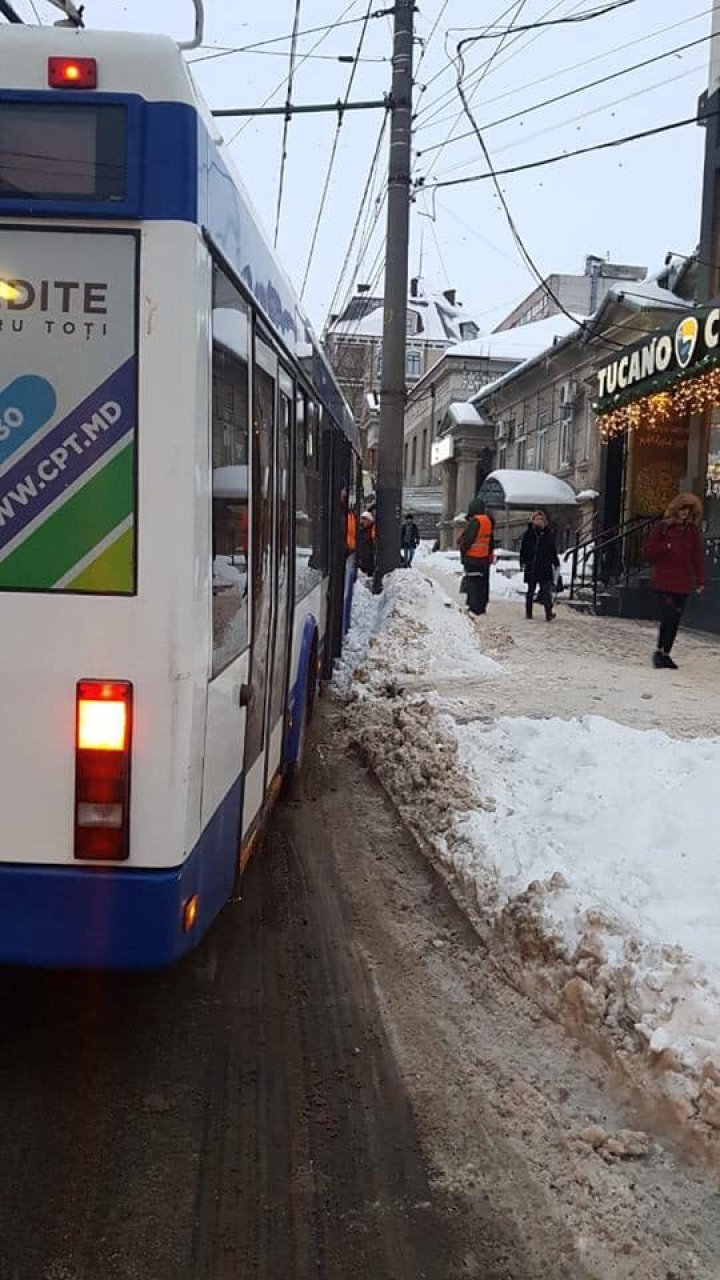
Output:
[
  {"xmin": 202, "ymin": 269, "xmax": 251, "ymax": 835},
  {"xmin": 265, "ymin": 366, "xmax": 293, "ymax": 784}
]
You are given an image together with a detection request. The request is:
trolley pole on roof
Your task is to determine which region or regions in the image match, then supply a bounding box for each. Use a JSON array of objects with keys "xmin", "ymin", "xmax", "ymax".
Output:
[{"xmin": 373, "ymin": 0, "xmax": 414, "ymax": 592}]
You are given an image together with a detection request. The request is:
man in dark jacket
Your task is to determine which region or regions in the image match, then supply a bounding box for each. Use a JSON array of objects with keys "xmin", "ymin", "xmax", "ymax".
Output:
[
  {"xmin": 520, "ymin": 511, "xmax": 559, "ymax": 621},
  {"xmin": 458, "ymin": 497, "xmax": 494, "ymax": 615},
  {"xmin": 400, "ymin": 513, "xmax": 420, "ymax": 567}
]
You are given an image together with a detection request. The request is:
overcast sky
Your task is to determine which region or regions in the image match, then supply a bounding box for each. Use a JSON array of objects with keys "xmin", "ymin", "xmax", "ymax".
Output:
[{"xmin": 17, "ymin": 0, "xmax": 717, "ymax": 332}]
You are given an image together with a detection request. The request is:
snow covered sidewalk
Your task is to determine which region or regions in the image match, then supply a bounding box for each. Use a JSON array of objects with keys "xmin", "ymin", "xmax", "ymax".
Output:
[{"xmin": 335, "ymin": 567, "xmax": 720, "ymax": 1154}]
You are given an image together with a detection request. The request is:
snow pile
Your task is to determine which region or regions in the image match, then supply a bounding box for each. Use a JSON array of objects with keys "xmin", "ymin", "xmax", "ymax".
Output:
[
  {"xmin": 456, "ymin": 716, "xmax": 720, "ymax": 1081},
  {"xmin": 425, "ymin": 549, "xmax": 525, "ymax": 601},
  {"xmin": 337, "ymin": 568, "xmax": 500, "ymax": 693},
  {"xmin": 336, "ymin": 564, "xmax": 720, "ymax": 1147}
]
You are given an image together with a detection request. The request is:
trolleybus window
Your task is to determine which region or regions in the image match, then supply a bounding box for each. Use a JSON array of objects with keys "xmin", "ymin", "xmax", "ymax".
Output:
[
  {"xmin": 211, "ymin": 265, "xmax": 250, "ymax": 676},
  {"xmin": 295, "ymin": 393, "xmax": 325, "ymax": 600},
  {"xmin": 0, "ymin": 103, "xmax": 126, "ymax": 201}
]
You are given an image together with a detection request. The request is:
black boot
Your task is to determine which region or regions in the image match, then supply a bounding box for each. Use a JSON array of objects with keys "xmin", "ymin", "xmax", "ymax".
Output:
[{"xmin": 652, "ymin": 650, "xmax": 665, "ymax": 668}]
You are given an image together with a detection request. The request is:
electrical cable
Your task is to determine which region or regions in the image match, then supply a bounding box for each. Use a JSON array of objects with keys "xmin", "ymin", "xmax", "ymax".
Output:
[
  {"xmin": 419, "ymin": 0, "xmax": 533, "ymax": 188},
  {"xmin": 419, "ymin": 107, "xmax": 717, "ymax": 191},
  {"xmin": 445, "ymin": 35, "xmax": 701, "ymax": 354},
  {"xmin": 415, "ymin": 30, "xmax": 717, "ymax": 161},
  {"xmin": 450, "ymin": 0, "xmax": 639, "ymax": 42},
  {"xmin": 225, "ymin": 0, "xmax": 364, "ymax": 146},
  {"xmin": 415, "ymin": 0, "xmax": 589, "ymax": 126},
  {"xmin": 326, "ymin": 111, "xmax": 389, "ymax": 324},
  {"xmin": 274, "ymin": 0, "xmax": 303, "ymax": 248},
  {"xmin": 299, "ymin": 0, "xmax": 375, "ymax": 301},
  {"xmin": 415, "ymin": 0, "xmax": 449, "ymax": 78},
  {"xmin": 416, "ymin": 4, "xmax": 719, "ymax": 135},
  {"xmin": 187, "ymin": 12, "xmax": 384, "ymax": 64},
  {"xmin": 430, "ymin": 58, "xmax": 704, "ymax": 181},
  {"xmin": 420, "ymin": 0, "xmax": 585, "ymax": 187}
]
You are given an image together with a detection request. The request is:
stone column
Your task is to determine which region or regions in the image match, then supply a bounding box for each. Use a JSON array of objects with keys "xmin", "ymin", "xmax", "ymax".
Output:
[{"xmin": 439, "ymin": 458, "xmax": 458, "ymax": 549}]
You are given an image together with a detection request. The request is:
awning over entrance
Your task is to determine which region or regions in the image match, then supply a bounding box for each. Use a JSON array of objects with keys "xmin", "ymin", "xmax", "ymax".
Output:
[{"xmin": 479, "ymin": 469, "xmax": 578, "ymax": 509}]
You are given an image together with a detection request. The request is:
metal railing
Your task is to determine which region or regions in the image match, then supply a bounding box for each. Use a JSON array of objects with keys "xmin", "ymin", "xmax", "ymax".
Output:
[{"xmin": 569, "ymin": 513, "xmax": 661, "ymax": 612}]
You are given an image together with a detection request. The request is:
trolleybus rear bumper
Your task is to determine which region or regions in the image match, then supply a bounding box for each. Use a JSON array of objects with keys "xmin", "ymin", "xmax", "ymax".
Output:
[{"xmin": 0, "ymin": 776, "xmax": 242, "ymax": 970}]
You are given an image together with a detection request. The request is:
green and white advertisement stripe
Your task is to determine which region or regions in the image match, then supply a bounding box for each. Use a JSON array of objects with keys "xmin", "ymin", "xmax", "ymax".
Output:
[{"xmin": 0, "ymin": 444, "xmax": 134, "ymax": 591}]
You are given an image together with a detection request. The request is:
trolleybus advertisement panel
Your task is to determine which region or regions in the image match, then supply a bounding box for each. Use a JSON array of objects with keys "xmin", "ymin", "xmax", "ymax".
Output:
[{"xmin": 0, "ymin": 228, "xmax": 136, "ymax": 593}]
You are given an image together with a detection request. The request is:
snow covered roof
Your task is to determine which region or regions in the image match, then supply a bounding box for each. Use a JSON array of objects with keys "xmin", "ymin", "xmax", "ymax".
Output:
[
  {"xmin": 328, "ymin": 288, "xmax": 478, "ymax": 345},
  {"xmin": 479, "ymin": 469, "xmax": 578, "ymax": 509},
  {"xmin": 447, "ymin": 313, "xmax": 582, "ymax": 363}
]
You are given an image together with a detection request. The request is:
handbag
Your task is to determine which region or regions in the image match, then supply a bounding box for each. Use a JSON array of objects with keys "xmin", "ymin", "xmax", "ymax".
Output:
[{"xmin": 553, "ymin": 568, "xmax": 565, "ymax": 594}]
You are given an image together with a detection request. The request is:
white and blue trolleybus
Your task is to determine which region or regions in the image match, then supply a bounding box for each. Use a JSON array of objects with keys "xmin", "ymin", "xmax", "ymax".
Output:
[{"xmin": 0, "ymin": 21, "xmax": 360, "ymax": 968}]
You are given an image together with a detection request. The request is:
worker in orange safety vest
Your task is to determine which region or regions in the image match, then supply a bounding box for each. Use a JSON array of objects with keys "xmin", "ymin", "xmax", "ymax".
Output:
[{"xmin": 458, "ymin": 497, "xmax": 494, "ymax": 615}]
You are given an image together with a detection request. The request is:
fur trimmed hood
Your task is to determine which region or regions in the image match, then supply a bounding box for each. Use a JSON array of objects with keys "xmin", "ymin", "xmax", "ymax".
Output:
[{"xmin": 663, "ymin": 492, "xmax": 703, "ymax": 524}]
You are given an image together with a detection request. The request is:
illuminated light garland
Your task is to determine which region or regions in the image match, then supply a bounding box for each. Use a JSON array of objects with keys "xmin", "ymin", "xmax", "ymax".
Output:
[
  {"xmin": 596, "ymin": 366, "xmax": 720, "ymax": 439},
  {"xmin": 594, "ymin": 350, "xmax": 720, "ymax": 418}
]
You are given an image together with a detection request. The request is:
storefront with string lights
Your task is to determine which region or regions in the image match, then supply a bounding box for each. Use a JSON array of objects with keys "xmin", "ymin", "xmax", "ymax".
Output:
[{"xmin": 593, "ymin": 307, "xmax": 720, "ymax": 535}]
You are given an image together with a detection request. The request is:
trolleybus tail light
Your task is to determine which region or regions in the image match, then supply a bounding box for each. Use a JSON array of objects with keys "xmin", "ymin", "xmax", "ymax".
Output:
[
  {"xmin": 75, "ymin": 680, "xmax": 132, "ymax": 862},
  {"xmin": 48, "ymin": 57, "xmax": 97, "ymax": 89}
]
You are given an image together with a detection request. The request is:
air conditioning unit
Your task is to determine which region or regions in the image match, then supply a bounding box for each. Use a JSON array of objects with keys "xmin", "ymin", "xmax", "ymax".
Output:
[{"xmin": 559, "ymin": 380, "xmax": 578, "ymax": 408}]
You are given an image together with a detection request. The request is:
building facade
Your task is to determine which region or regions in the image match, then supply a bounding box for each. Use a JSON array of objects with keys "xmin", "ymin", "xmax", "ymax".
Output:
[
  {"xmin": 494, "ymin": 256, "xmax": 647, "ymax": 331},
  {"xmin": 324, "ymin": 280, "xmax": 480, "ymax": 470},
  {"xmin": 440, "ymin": 266, "xmax": 696, "ymax": 552}
]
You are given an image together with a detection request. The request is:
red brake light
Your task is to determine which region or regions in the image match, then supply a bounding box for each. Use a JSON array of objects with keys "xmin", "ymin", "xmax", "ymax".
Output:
[
  {"xmin": 75, "ymin": 680, "xmax": 132, "ymax": 861},
  {"xmin": 48, "ymin": 57, "xmax": 97, "ymax": 89}
]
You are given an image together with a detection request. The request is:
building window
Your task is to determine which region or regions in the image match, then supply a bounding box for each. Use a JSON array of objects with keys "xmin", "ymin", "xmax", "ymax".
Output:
[
  {"xmin": 536, "ymin": 430, "xmax": 547, "ymax": 471},
  {"xmin": 295, "ymin": 394, "xmax": 326, "ymax": 601},
  {"xmin": 406, "ymin": 348, "xmax": 421, "ymax": 378},
  {"xmin": 516, "ymin": 436, "xmax": 527, "ymax": 470},
  {"xmin": 422, "ymin": 427, "xmax": 428, "ymax": 471},
  {"xmin": 558, "ymin": 406, "xmax": 573, "ymax": 468},
  {"xmin": 404, "ymin": 441, "xmax": 409, "ymax": 479},
  {"xmin": 407, "ymin": 311, "xmax": 418, "ymax": 336},
  {"xmin": 582, "ymin": 401, "xmax": 592, "ymax": 461},
  {"xmin": 411, "ymin": 435, "xmax": 418, "ymax": 478},
  {"xmin": 460, "ymin": 321, "xmax": 479, "ymax": 340},
  {"xmin": 498, "ymin": 446, "xmax": 507, "ymax": 471}
]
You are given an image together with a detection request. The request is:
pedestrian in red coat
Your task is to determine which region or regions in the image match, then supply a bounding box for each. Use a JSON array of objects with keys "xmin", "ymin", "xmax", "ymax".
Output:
[{"xmin": 643, "ymin": 492, "xmax": 705, "ymax": 669}]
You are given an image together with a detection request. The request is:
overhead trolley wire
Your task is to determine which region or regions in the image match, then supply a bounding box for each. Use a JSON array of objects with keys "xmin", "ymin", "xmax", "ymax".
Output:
[
  {"xmin": 449, "ymin": 0, "xmax": 639, "ymax": 41},
  {"xmin": 419, "ymin": 0, "xmax": 535, "ymax": 186},
  {"xmin": 188, "ymin": 12, "xmax": 384, "ymax": 64},
  {"xmin": 225, "ymin": 0, "xmax": 364, "ymax": 146},
  {"xmin": 444, "ymin": 30, "xmax": 697, "ymax": 354},
  {"xmin": 419, "ymin": 108, "xmax": 719, "ymax": 191},
  {"xmin": 415, "ymin": 29, "xmax": 718, "ymax": 162},
  {"xmin": 274, "ymin": 0, "xmax": 303, "ymax": 248},
  {"xmin": 415, "ymin": 3, "xmax": 720, "ymax": 135},
  {"xmin": 414, "ymin": 0, "xmax": 676, "ymax": 131},
  {"xmin": 414, "ymin": 0, "xmax": 579, "ymax": 126},
  {"xmin": 299, "ymin": 0, "xmax": 375, "ymax": 301},
  {"xmin": 326, "ymin": 110, "xmax": 389, "ymax": 324}
]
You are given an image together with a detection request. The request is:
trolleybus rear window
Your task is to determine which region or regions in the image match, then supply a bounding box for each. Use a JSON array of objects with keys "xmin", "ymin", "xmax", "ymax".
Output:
[{"xmin": 0, "ymin": 104, "xmax": 126, "ymax": 202}]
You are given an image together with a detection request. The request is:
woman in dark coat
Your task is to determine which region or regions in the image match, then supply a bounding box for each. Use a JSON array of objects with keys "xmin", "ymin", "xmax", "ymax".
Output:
[
  {"xmin": 643, "ymin": 492, "xmax": 705, "ymax": 668},
  {"xmin": 519, "ymin": 511, "xmax": 559, "ymax": 621}
]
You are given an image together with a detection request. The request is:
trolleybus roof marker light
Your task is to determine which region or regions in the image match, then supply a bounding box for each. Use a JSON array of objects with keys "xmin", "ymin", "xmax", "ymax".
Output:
[
  {"xmin": 48, "ymin": 57, "xmax": 96, "ymax": 89},
  {"xmin": 178, "ymin": 0, "xmax": 204, "ymax": 51}
]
